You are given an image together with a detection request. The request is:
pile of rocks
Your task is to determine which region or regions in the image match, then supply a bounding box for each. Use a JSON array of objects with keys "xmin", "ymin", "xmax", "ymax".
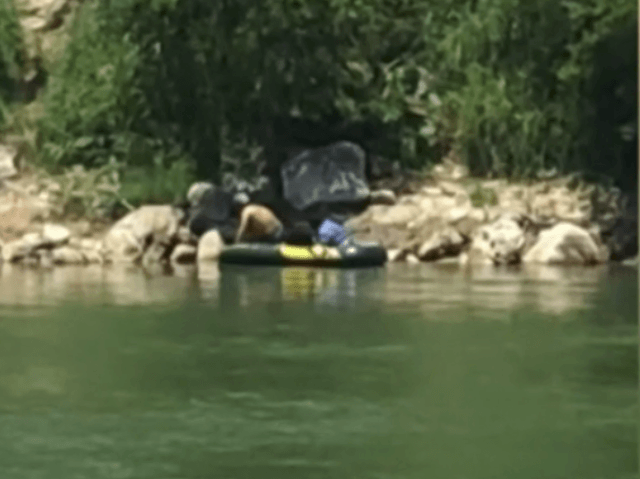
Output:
[
  {"xmin": 347, "ymin": 174, "xmax": 634, "ymax": 266},
  {"xmin": 1, "ymin": 223, "xmax": 102, "ymax": 266},
  {"xmin": 0, "ymin": 146, "xmax": 635, "ymax": 269},
  {"xmin": 0, "ymin": 205, "xmax": 226, "ymax": 267}
]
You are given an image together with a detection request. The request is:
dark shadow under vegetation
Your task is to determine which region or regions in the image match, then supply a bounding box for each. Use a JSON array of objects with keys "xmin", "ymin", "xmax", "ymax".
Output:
[{"xmin": 0, "ymin": 0, "xmax": 636, "ymax": 207}]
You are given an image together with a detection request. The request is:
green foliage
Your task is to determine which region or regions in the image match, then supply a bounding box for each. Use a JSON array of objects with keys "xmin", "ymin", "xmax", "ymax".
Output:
[
  {"xmin": 469, "ymin": 183, "xmax": 499, "ymax": 208},
  {"xmin": 36, "ymin": 0, "xmax": 638, "ymax": 208},
  {"xmin": 0, "ymin": 0, "xmax": 25, "ymax": 123},
  {"xmin": 118, "ymin": 156, "xmax": 196, "ymax": 207}
]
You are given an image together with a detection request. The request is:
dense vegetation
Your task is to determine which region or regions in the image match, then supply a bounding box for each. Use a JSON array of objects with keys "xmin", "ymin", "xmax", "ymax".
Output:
[
  {"xmin": 0, "ymin": 0, "xmax": 24, "ymax": 123},
  {"xmin": 2, "ymin": 0, "xmax": 638, "ymax": 206}
]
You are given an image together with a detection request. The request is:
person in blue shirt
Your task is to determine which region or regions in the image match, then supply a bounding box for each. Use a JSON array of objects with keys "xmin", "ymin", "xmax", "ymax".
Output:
[{"xmin": 317, "ymin": 217, "xmax": 352, "ymax": 247}]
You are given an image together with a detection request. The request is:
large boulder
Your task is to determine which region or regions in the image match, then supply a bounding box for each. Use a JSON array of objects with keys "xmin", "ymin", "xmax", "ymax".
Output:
[
  {"xmin": 522, "ymin": 222, "xmax": 608, "ymax": 265},
  {"xmin": 1, "ymin": 233, "xmax": 44, "ymax": 262},
  {"xmin": 280, "ymin": 141, "xmax": 370, "ymax": 211},
  {"xmin": 103, "ymin": 205, "xmax": 182, "ymax": 263}
]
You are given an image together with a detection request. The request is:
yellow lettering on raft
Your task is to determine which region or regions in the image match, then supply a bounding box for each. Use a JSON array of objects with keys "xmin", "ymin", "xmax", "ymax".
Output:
[{"xmin": 279, "ymin": 244, "xmax": 341, "ymax": 260}]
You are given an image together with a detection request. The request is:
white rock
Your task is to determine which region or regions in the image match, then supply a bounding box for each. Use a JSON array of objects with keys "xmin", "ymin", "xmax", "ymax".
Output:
[
  {"xmin": 0, "ymin": 144, "xmax": 18, "ymax": 180},
  {"xmin": 197, "ymin": 229, "xmax": 224, "ymax": 262},
  {"xmin": 108, "ymin": 205, "xmax": 181, "ymax": 244},
  {"xmin": 467, "ymin": 217, "xmax": 526, "ymax": 265},
  {"xmin": 447, "ymin": 206, "xmax": 471, "ymax": 223},
  {"xmin": 103, "ymin": 205, "xmax": 181, "ymax": 263},
  {"xmin": 421, "ymin": 186, "xmax": 442, "ymax": 196},
  {"xmin": 387, "ymin": 249, "xmax": 403, "ymax": 262},
  {"xmin": 522, "ymin": 222, "xmax": 608, "ymax": 265},
  {"xmin": 20, "ymin": 16, "xmax": 48, "ymax": 31},
  {"xmin": 52, "ymin": 246, "xmax": 86, "ymax": 265},
  {"xmin": 406, "ymin": 253, "xmax": 420, "ymax": 264},
  {"xmin": 42, "ymin": 223, "xmax": 70, "ymax": 245},
  {"xmin": 80, "ymin": 238, "xmax": 102, "ymax": 251},
  {"xmin": 1, "ymin": 233, "xmax": 45, "ymax": 262},
  {"xmin": 449, "ymin": 207, "xmax": 486, "ymax": 238},
  {"xmin": 171, "ymin": 244, "xmax": 197, "ymax": 264}
]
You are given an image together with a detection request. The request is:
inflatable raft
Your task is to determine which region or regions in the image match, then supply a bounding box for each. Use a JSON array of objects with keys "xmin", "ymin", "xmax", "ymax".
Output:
[{"xmin": 219, "ymin": 241, "xmax": 387, "ymax": 268}]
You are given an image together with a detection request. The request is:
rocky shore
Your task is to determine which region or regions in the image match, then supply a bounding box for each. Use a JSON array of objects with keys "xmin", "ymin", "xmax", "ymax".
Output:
[{"xmin": 0, "ymin": 155, "xmax": 636, "ymax": 271}]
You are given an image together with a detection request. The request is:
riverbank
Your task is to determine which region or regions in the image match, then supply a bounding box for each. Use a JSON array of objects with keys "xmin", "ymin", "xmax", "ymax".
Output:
[{"xmin": 0, "ymin": 158, "xmax": 636, "ymax": 270}]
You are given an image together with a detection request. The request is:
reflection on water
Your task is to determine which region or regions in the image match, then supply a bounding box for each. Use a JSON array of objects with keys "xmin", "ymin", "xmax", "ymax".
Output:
[
  {"xmin": 0, "ymin": 261, "xmax": 629, "ymax": 317},
  {"xmin": 0, "ymin": 262, "xmax": 635, "ymax": 479},
  {"xmin": 382, "ymin": 263, "xmax": 618, "ymax": 316}
]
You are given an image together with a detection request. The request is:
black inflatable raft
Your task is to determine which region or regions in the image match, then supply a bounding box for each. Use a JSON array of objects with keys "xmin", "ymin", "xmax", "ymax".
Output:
[{"xmin": 218, "ymin": 241, "xmax": 387, "ymax": 268}]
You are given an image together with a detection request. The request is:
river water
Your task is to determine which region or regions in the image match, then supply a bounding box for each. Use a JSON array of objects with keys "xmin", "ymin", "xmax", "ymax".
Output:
[{"xmin": 0, "ymin": 262, "xmax": 636, "ymax": 479}]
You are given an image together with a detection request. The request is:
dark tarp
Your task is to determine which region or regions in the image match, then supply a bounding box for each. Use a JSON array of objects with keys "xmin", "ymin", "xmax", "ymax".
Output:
[{"xmin": 280, "ymin": 141, "xmax": 370, "ymax": 211}]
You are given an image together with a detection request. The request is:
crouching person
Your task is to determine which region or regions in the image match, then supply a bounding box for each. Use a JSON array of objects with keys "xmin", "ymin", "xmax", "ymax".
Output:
[{"xmin": 234, "ymin": 202, "xmax": 285, "ymax": 244}]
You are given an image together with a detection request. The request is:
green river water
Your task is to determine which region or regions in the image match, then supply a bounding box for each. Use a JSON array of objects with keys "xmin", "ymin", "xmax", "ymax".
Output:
[{"xmin": 0, "ymin": 262, "xmax": 636, "ymax": 479}]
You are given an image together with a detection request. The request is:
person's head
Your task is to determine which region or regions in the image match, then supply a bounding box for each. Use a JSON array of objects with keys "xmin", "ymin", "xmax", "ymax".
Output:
[{"xmin": 187, "ymin": 182, "xmax": 215, "ymax": 208}]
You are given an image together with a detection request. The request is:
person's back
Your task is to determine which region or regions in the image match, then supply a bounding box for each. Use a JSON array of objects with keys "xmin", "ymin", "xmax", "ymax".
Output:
[{"xmin": 235, "ymin": 204, "xmax": 284, "ymax": 243}]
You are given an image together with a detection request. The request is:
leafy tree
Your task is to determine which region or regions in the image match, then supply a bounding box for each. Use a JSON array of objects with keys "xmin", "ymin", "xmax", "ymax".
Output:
[{"xmin": 36, "ymin": 0, "xmax": 638, "ymax": 207}]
